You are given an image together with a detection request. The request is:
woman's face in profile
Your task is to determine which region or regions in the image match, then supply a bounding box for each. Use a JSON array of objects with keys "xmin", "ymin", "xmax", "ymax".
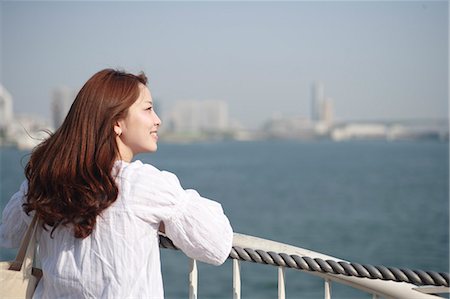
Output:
[{"xmin": 116, "ymin": 84, "xmax": 161, "ymax": 158}]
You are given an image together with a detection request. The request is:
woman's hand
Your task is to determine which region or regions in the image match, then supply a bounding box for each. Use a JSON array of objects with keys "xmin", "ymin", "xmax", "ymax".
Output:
[{"xmin": 158, "ymin": 222, "xmax": 165, "ymax": 233}]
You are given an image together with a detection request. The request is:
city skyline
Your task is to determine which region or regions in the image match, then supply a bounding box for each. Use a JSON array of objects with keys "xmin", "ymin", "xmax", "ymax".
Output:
[
  {"xmin": 3, "ymin": 79, "xmax": 446, "ymax": 131},
  {"xmin": 1, "ymin": 1, "xmax": 448, "ymax": 129}
]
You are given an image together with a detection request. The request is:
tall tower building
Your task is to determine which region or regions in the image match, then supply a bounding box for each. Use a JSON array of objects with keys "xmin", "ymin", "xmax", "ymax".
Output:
[
  {"xmin": 311, "ymin": 81, "xmax": 334, "ymax": 127},
  {"xmin": 0, "ymin": 85, "xmax": 13, "ymax": 130},
  {"xmin": 311, "ymin": 81, "xmax": 324, "ymax": 122},
  {"xmin": 322, "ymin": 97, "xmax": 334, "ymax": 126},
  {"xmin": 52, "ymin": 87, "xmax": 76, "ymax": 129}
]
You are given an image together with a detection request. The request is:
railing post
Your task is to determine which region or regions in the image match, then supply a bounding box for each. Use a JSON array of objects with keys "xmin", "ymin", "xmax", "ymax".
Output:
[
  {"xmin": 278, "ymin": 266, "xmax": 285, "ymax": 299},
  {"xmin": 324, "ymin": 279, "xmax": 332, "ymax": 299},
  {"xmin": 189, "ymin": 259, "xmax": 198, "ymax": 299},
  {"xmin": 233, "ymin": 259, "xmax": 241, "ymax": 299}
]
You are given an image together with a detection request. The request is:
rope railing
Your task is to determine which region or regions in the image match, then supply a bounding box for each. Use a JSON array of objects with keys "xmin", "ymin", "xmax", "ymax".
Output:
[
  {"xmin": 229, "ymin": 246, "xmax": 449, "ymax": 287},
  {"xmin": 159, "ymin": 234, "xmax": 449, "ymax": 288}
]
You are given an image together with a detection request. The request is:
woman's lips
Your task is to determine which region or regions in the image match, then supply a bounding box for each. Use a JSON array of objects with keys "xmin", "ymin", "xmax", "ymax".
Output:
[{"xmin": 150, "ymin": 131, "xmax": 158, "ymax": 140}]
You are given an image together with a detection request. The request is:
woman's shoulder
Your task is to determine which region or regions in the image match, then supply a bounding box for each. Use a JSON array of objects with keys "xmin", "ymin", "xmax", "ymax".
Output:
[
  {"xmin": 116, "ymin": 159, "xmax": 158, "ymax": 174},
  {"xmin": 118, "ymin": 160, "xmax": 182, "ymax": 190},
  {"xmin": 117, "ymin": 160, "xmax": 171, "ymax": 181}
]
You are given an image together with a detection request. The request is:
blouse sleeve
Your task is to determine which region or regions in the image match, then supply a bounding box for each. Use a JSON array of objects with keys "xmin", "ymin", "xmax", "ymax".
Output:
[
  {"xmin": 0, "ymin": 180, "xmax": 32, "ymax": 248},
  {"xmin": 129, "ymin": 164, "xmax": 233, "ymax": 266}
]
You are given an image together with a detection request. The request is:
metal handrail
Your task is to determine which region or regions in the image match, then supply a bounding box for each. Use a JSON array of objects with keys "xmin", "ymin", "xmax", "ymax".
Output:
[{"xmin": 159, "ymin": 232, "xmax": 449, "ymax": 299}]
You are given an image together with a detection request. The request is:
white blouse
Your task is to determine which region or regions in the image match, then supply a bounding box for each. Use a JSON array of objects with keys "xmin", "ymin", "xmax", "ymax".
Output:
[{"xmin": 0, "ymin": 160, "xmax": 233, "ymax": 299}]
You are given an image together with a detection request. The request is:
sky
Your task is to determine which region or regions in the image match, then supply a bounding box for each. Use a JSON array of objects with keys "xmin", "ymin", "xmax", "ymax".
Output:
[{"xmin": 1, "ymin": 1, "xmax": 448, "ymax": 129}]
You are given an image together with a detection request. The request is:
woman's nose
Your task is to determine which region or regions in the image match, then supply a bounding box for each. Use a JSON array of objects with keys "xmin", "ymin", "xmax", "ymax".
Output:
[{"xmin": 154, "ymin": 112, "xmax": 162, "ymax": 127}]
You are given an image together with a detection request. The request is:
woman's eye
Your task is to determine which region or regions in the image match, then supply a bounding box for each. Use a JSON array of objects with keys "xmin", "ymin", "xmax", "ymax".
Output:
[{"xmin": 146, "ymin": 107, "xmax": 153, "ymax": 111}]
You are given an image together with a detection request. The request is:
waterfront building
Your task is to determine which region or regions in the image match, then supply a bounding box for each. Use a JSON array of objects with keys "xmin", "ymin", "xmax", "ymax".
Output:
[
  {"xmin": 200, "ymin": 100, "xmax": 228, "ymax": 132},
  {"xmin": 311, "ymin": 82, "xmax": 334, "ymax": 128},
  {"xmin": 331, "ymin": 123, "xmax": 387, "ymax": 141},
  {"xmin": 311, "ymin": 81, "xmax": 324, "ymax": 122},
  {"xmin": 322, "ymin": 97, "xmax": 334, "ymax": 127},
  {"xmin": 0, "ymin": 85, "xmax": 13, "ymax": 131},
  {"xmin": 7, "ymin": 114, "xmax": 52, "ymax": 150},
  {"xmin": 263, "ymin": 115, "xmax": 315, "ymax": 139},
  {"xmin": 52, "ymin": 86, "xmax": 76, "ymax": 129},
  {"xmin": 168, "ymin": 100, "xmax": 229, "ymax": 133}
]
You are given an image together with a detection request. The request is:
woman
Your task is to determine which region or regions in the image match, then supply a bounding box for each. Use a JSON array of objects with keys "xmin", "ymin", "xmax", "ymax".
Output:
[{"xmin": 0, "ymin": 69, "xmax": 233, "ymax": 298}]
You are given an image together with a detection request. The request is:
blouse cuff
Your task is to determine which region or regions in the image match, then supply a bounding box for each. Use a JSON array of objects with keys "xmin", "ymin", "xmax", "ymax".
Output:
[{"xmin": 164, "ymin": 191, "xmax": 233, "ymax": 266}]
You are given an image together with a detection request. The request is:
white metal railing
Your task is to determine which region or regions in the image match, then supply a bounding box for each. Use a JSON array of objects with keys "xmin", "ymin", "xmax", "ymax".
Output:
[
  {"xmin": 189, "ymin": 259, "xmax": 198, "ymax": 299},
  {"xmin": 232, "ymin": 259, "xmax": 241, "ymax": 299},
  {"xmin": 163, "ymin": 233, "xmax": 449, "ymax": 299}
]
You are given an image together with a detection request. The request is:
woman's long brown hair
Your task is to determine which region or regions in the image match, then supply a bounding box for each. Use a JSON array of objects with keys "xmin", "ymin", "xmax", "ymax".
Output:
[{"xmin": 23, "ymin": 69, "xmax": 147, "ymax": 238}]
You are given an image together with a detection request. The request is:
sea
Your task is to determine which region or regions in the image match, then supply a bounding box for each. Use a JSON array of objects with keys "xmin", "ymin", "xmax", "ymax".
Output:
[{"xmin": 0, "ymin": 140, "xmax": 448, "ymax": 299}]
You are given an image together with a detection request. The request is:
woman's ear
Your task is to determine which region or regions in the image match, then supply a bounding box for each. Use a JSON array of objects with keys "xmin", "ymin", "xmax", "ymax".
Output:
[{"xmin": 114, "ymin": 122, "xmax": 122, "ymax": 137}]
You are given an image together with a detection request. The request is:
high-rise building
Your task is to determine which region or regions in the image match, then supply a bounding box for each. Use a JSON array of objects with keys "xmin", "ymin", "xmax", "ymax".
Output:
[
  {"xmin": 169, "ymin": 100, "xmax": 229, "ymax": 133},
  {"xmin": 311, "ymin": 81, "xmax": 334, "ymax": 127},
  {"xmin": 52, "ymin": 87, "xmax": 76, "ymax": 129},
  {"xmin": 311, "ymin": 81, "xmax": 324, "ymax": 122},
  {"xmin": 0, "ymin": 85, "xmax": 13, "ymax": 130},
  {"xmin": 201, "ymin": 100, "xmax": 228, "ymax": 131},
  {"xmin": 322, "ymin": 97, "xmax": 334, "ymax": 126},
  {"xmin": 169, "ymin": 100, "xmax": 200, "ymax": 132}
]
